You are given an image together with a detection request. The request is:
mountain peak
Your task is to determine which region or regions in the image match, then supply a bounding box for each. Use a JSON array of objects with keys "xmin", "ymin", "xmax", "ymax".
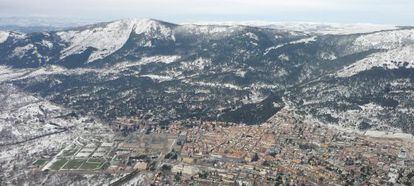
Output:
[
  {"xmin": 113, "ymin": 18, "xmax": 175, "ymax": 29},
  {"xmin": 129, "ymin": 18, "xmax": 175, "ymax": 35},
  {"xmin": 56, "ymin": 18, "xmax": 176, "ymax": 63}
]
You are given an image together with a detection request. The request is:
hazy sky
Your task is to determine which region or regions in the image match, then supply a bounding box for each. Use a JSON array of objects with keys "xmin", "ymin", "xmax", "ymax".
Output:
[{"xmin": 0, "ymin": 0, "xmax": 413, "ymax": 25}]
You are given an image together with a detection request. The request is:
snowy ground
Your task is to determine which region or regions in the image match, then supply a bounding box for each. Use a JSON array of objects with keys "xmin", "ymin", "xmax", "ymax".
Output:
[{"xmin": 0, "ymin": 83, "xmax": 115, "ymax": 185}]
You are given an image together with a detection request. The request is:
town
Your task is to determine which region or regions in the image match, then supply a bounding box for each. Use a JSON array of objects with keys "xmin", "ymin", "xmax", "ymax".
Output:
[{"xmin": 29, "ymin": 107, "xmax": 414, "ymax": 185}]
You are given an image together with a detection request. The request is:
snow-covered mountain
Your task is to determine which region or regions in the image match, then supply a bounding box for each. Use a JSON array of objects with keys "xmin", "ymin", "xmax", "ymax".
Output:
[
  {"xmin": 190, "ymin": 21, "xmax": 398, "ymax": 35},
  {"xmin": 337, "ymin": 45, "xmax": 414, "ymax": 77},
  {"xmin": 0, "ymin": 18, "xmax": 413, "ymax": 135},
  {"xmin": 57, "ymin": 19, "xmax": 176, "ymax": 63}
]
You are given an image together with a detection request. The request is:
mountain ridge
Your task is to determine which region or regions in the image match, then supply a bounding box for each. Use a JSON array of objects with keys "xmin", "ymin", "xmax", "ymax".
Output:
[{"xmin": 0, "ymin": 18, "xmax": 413, "ymax": 136}]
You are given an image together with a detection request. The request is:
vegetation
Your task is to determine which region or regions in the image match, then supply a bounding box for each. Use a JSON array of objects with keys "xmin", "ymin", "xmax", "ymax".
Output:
[
  {"xmin": 33, "ymin": 159, "xmax": 47, "ymax": 166},
  {"xmin": 62, "ymin": 159, "xmax": 85, "ymax": 170},
  {"xmin": 50, "ymin": 159, "xmax": 68, "ymax": 170},
  {"xmin": 88, "ymin": 158, "xmax": 104, "ymax": 163},
  {"xmin": 80, "ymin": 162, "xmax": 100, "ymax": 170}
]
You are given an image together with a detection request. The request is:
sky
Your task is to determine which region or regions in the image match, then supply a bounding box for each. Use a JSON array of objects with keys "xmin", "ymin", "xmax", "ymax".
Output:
[{"xmin": 0, "ymin": 0, "xmax": 413, "ymax": 25}]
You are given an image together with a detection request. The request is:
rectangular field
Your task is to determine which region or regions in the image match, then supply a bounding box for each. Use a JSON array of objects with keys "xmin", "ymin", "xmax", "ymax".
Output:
[
  {"xmin": 50, "ymin": 159, "xmax": 68, "ymax": 170},
  {"xmin": 62, "ymin": 159, "xmax": 85, "ymax": 170}
]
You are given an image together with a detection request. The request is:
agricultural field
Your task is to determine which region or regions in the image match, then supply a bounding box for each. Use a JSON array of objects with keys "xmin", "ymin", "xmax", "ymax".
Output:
[
  {"xmin": 80, "ymin": 162, "xmax": 102, "ymax": 170},
  {"xmin": 62, "ymin": 159, "xmax": 85, "ymax": 169},
  {"xmin": 49, "ymin": 159, "xmax": 68, "ymax": 170},
  {"xmin": 33, "ymin": 159, "xmax": 48, "ymax": 167}
]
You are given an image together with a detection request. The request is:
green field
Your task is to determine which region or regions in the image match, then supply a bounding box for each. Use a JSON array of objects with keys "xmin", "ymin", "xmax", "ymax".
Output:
[
  {"xmin": 80, "ymin": 162, "xmax": 101, "ymax": 170},
  {"xmin": 100, "ymin": 162, "xmax": 110, "ymax": 170},
  {"xmin": 50, "ymin": 159, "xmax": 68, "ymax": 170},
  {"xmin": 62, "ymin": 159, "xmax": 85, "ymax": 170},
  {"xmin": 33, "ymin": 159, "xmax": 47, "ymax": 166},
  {"xmin": 88, "ymin": 158, "xmax": 104, "ymax": 163}
]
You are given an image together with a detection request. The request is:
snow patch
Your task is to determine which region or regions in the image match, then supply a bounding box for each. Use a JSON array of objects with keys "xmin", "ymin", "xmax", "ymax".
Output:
[
  {"xmin": 186, "ymin": 81, "xmax": 242, "ymax": 90},
  {"xmin": 278, "ymin": 54, "xmax": 290, "ymax": 61},
  {"xmin": 140, "ymin": 74, "xmax": 173, "ymax": 82},
  {"xmin": 359, "ymin": 103, "xmax": 384, "ymax": 111},
  {"xmin": 264, "ymin": 37, "xmax": 316, "ymax": 55},
  {"xmin": 114, "ymin": 55, "xmax": 181, "ymax": 69},
  {"xmin": 264, "ymin": 46, "xmax": 282, "ymax": 55},
  {"xmin": 235, "ymin": 70, "xmax": 247, "ymax": 77},
  {"xmin": 40, "ymin": 40, "xmax": 53, "ymax": 48},
  {"xmin": 245, "ymin": 32, "xmax": 259, "ymax": 45},
  {"xmin": 0, "ymin": 31, "xmax": 9, "ymax": 43},
  {"xmin": 337, "ymin": 45, "xmax": 414, "ymax": 77},
  {"xmin": 320, "ymin": 52, "xmax": 337, "ymax": 60},
  {"xmin": 180, "ymin": 57, "xmax": 212, "ymax": 71},
  {"xmin": 290, "ymin": 36, "xmax": 317, "ymax": 44},
  {"xmin": 0, "ymin": 65, "xmax": 68, "ymax": 83},
  {"xmin": 12, "ymin": 44, "xmax": 34, "ymax": 57}
]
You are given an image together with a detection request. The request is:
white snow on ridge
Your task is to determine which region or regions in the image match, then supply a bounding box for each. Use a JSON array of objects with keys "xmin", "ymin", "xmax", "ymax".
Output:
[
  {"xmin": 140, "ymin": 74, "xmax": 173, "ymax": 82},
  {"xmin": 191, "ymin": 21, "xmax": 397, "ymax": 35},
  {"xmin": 112, "ymin": 55, "xmax": 181, "ymax": 71},
  {"xmin": 264, "ymin": 36, "xmax": 316, "ymax": 55},
  {"xmin": 184, "ymin": 80, "xmax": 243, "ymax": 90},
  {"xmin": 0, "ymin": 31, "xmax": 9, "ymax": 43},
  {"xmin": 264, "ymin": 46, "xmax": 282, "ymax": 55},
  {"xmin": 134, "ymin": 19, "xmax": 174, "ymax": 40},
  {"xmin": 337, "ymin": 45, "xmax": 414, "ymax": 77},
  {"xmin": 0, "ymin": 55, "xmax": 182, "ymax": 83},
  {"xmin": 352, "ymin": 29, "xmax": 414, "ymax": 52},
  {"xmin": 139, "ymin": 55, "xmax": 180, "ymax": 64},
  {"xmin": 18, "ymin": 66, "xmax": 67, "ymax": 79},
  {"xmin": 0, "ymin": 65, "xmax": 69, "ymax": 83},
  {"xmin": 336, "ymin": 29, "xmax": 414, "ymax": 77},
  {"xmin": 270, "ymin": 22, "xmax": 397, "ymax": 35},
  {"xmin": 58, "ymin": 19, "xmax": 174, "ymax": 63},
  {"xmin": 179, "ymin": 24, "xmax": 242, "ymax": 37},
  {"xmin": 58, "ymin": 20, "xmax": 135, "ymax": 63},
  {"xmin": 290, "ymin": 36, "xmax": 317, "ymax": 44}
]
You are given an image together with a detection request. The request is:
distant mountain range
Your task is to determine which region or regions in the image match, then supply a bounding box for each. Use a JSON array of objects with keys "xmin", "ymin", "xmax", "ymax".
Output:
[
  {"xmin": 0, "ymin": 18, "xmax": 413, "ymax": 135},
  {"xmin": 0, "ymin": 17, "xmax": 99, "ymax": 33}
]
